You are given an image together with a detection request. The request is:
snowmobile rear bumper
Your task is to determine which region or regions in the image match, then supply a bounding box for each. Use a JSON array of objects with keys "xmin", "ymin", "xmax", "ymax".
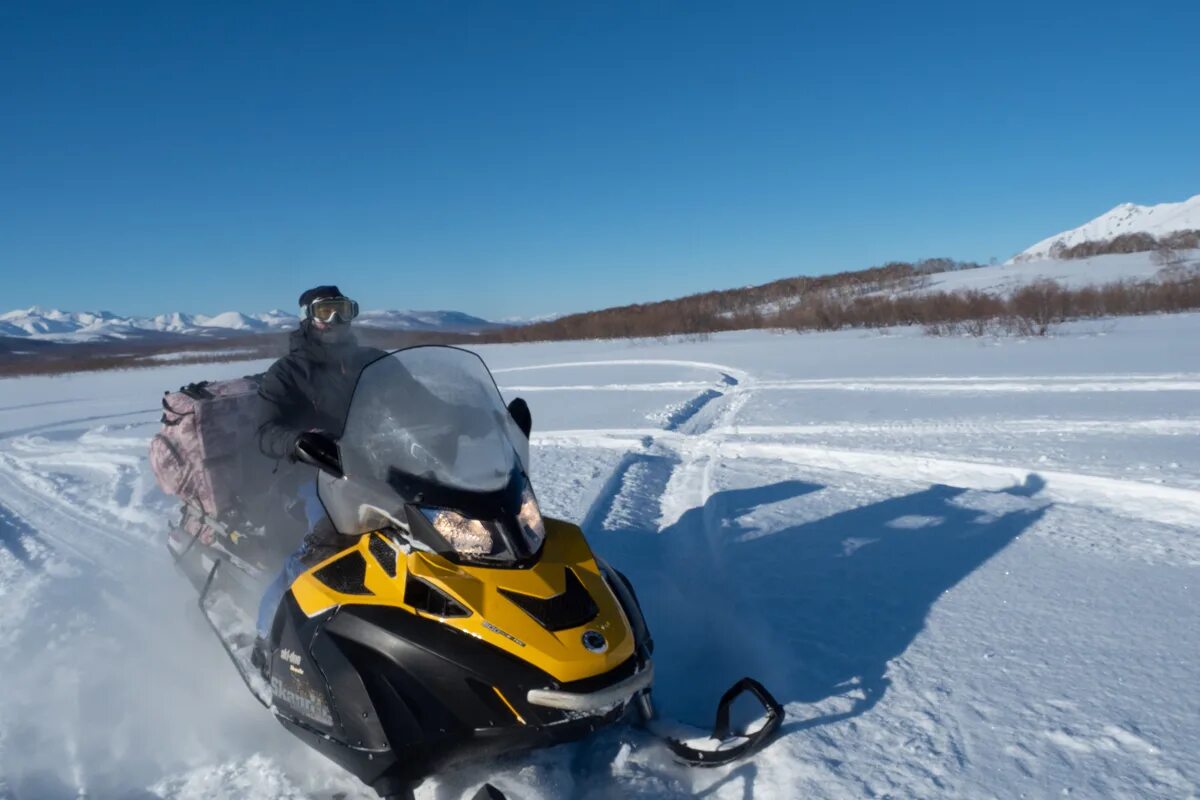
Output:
[{"xmin": 526, "ymin": 662, "xmax": 654, "ymax": 711}]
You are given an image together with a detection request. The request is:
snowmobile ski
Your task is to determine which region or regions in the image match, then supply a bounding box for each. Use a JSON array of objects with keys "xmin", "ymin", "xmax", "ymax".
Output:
[{"xmin": 649, "ymin": 677, "xmax": 785, "ymax": 766}]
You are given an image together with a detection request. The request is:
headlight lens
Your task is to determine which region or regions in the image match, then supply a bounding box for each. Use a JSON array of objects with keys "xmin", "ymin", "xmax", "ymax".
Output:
[
  {"xmin": 417, "ymin": 481, "xmax": 546, "ymax": 562},
  {"xmin": 419, "ymin": 507, "xmax": 503, "ymax": 556},
  {"xmin": 517, "ymin": 482, "xmax": 546, "ymax": 551}
]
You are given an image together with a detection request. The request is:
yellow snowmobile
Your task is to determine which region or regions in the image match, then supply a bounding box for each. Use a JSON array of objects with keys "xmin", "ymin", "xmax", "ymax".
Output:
[{"xmin": 170, "ymin": 346, "xmax": 782, "ymax": 799}]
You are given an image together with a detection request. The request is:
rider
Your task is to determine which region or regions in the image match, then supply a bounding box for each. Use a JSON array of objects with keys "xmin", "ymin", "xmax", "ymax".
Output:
[
  {"xmin": 254, "ymin": 285, "xmax": 383, "ymax": 641},
  {"xmin": 251, "ymin": 285, "xmax": 536, "ymax": 657}
]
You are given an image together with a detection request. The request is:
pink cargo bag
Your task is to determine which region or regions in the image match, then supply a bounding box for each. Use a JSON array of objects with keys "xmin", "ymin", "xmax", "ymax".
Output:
[{"xmin": 149, "ymin": 376, "xmax": 263, "ymax": 518}]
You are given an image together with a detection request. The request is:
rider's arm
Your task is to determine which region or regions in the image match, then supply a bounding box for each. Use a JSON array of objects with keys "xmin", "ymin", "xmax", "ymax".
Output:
[{"xmin": 256, "ymin": 361, "xmax": 306, "ymax": 460}]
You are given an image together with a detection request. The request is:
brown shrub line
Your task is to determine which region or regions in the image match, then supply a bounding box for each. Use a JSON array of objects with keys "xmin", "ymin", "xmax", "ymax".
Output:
[
  {"xmin": 475, "ymin": 274, "xmax": 1200, "ymax": 345},
  {"xmin": 482, "ymin": 258, "xmax": 982, "ymax": 344},
  {"xmin": 1051, "ymin": 230, "xmax": 1200, "ymax": 261},
  {"xmin": 782, "ymin": 276, "xmax": 1200, "ymax": 338}
]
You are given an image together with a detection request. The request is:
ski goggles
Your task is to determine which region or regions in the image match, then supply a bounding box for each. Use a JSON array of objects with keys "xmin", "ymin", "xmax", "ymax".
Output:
[{"xmin": 304, "ymin": 296, "xmax": 360, "ymax": 323}]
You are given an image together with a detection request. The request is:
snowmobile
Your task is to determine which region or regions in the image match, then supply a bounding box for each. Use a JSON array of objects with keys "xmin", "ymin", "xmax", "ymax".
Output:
[{"xmin": 163, "ymin": 346, "xmax": 783, "ymax": 799}]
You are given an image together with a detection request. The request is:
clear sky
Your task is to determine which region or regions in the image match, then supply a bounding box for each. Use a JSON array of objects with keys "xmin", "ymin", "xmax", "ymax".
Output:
[{"xmin": 2, "ymin": 1, "xmax": 1198, "ymax": 320}]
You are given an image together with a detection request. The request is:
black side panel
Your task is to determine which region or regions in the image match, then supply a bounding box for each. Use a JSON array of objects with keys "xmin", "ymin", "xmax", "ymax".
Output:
[
  {"xmin": 326, "ymin": 605, "xmax": 563, "ymax": 727},
  {"xmin": 309, "ymin": 617, "xmax": 391, "ymax": 751},
  {"xmin": 271, "ymin": 596, "xmax": 401, "ymax": 794},
  {"xmin": 498, "ymin": 568, "xmax": 598, "ymax": 631},
  {"xmin": 269, "ymin": 598, "xmax": 646, "ymax": 793},
  {"xmin": 322, "ymin": 605, "xmax": 633, "ymax": 786},
  {"xmin": 270, "ymin": 595, "xmax": 336, "ymax": 730}
]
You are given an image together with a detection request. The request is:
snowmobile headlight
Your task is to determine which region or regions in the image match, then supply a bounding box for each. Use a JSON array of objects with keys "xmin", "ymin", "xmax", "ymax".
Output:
[
  {"xmin": 419, "ymin": 507, "xmax": 505, "ymax": 557},
  {"xmin": 417, "ymin": 481, "xmax": 545, "ymax": 562},
  {"xmin": 517, "ymin": 482, "xmax": 546, "ymax": 552}
]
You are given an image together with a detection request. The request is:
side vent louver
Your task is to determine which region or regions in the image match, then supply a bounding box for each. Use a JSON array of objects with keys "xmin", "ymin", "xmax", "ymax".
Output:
[
  {"xmin": 499, "ymin": 569, "xmax": 599, "ymax": 632},
  {"xmin": 368, "ymin": 534, "xmax": 397, "ymax": 578},
  {"xmin": 404, "ymin": 577, "xmax": 471, "ymax": 618},
  {"xmin": 313, "ymin": 551, "xmax": 372, "ymax": 596}
]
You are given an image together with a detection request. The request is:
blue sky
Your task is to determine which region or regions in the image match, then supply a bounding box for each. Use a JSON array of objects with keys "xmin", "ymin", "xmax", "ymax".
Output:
[{"xmin": 2, "ymin": 1, "xmax": 1198, "ymax": 320}]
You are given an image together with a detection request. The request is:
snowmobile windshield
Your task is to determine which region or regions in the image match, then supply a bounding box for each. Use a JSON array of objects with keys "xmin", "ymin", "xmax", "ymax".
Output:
[{"xmin": 318, "ymin": 346, "xmax": 540, "ymax": 562}]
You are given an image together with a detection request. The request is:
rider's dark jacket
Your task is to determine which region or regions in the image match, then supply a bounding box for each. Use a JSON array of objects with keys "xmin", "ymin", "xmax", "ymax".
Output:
[{"xmin": 256, "ymin": 323, "xmax": 385, "ymax": 461}]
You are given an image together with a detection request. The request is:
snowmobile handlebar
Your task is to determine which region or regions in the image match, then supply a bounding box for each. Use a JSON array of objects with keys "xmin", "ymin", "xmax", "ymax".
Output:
[{"xmin": 294, "ymin": 430, "xmax": 343, "ymax": 478}]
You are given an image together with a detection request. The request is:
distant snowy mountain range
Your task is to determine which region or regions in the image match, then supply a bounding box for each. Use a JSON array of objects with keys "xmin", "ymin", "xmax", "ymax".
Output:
[
  {"xmin": 7, "ymin": 196, "xmax": 1196, "ymax": 345},
  {"xmin": 0, "ymin": 307, "xmax": 501, "ymax": 343},
  {"xmin": 1012, "ymin": 194, "xmax": 1200, "ymax": 262}
]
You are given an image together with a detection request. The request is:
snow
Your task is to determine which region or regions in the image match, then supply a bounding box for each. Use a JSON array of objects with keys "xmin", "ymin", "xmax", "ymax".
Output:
[
  {"xmin": 912, "ymin": 250, "xmax": 1188, "ymax": 296},
  {"xmin": 0, "ymin": 307, "xmax": 499, "ymax": 342},
  {"xmin": 755, "ymin": 251, "xmax": 1191, "ymax": 322},
  {"xmin": 354, "ymin": 309, "xmax": 500, "ymax": 331},
  {"xmin": 1013, "ymin": 194, "xmax": 1200, "ymax": 262},
  {"xmin": 193, "ymin": 311, "xmax": 270, "ymax": 331},
  {"xmin": 2, "ymin": 317, "xmax": 1199, "ymax": 798},
  {"xmin": 142, "ymin": 348, "xmax": 263, "ymax": 362}
]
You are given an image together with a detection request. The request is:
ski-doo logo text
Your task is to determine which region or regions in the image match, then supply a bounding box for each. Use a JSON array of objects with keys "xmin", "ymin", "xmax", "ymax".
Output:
[
  {"xmin": 482, "ymin": 620, "xmax": 526, "ymax": 647},
  {"xmin": 582, "ymin": 630, "xmax": 608, "ymax": 653},
  {"xmin": 280, "ymin": 648, "xmax": 302, "ymax": 666},
  {"xmin": 270, "ymin": 677, "xmax": 334, "ymax": 727}
]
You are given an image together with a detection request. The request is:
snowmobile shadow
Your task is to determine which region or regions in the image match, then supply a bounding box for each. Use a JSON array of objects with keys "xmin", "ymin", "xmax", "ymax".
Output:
[
  {"xmin": 694, "ymin": 762, "xmax": 756, "ymax": 800},
  {"xmin": 588, "ymin": 469, "xmax": 1047, "ymax": 736}
]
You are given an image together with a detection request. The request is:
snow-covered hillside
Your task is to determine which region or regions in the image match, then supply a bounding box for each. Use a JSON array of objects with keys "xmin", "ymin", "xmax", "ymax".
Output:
[
  {"xmin": 913, "ymin": 250, "xmax": 1192, "ymax": 296},
  {"xmin": 0, "ymin": 306, "xmax": 500, "ymax": 342},
  {"xmin": 354, "ymin": 309, "xmax": 503, "ymax": 332},
  {"xmin": 1013, "ymin": 194, "xmax": 1200, "ymax": 262},
  {"xmin": 1, "ymin": 318, "xmax": 1198, "ymax": 799}
]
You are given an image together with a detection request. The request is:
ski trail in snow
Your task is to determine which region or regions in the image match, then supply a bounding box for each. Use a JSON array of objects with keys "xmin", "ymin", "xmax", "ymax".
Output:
[
  {"xmin": 573, "ymin": 362, "xmax": 794, "ymax": 734},
  {"xmin": 492, "ymin": 358, "xmax": 752, "ymax": 384},
  {"xmin": 713, "ymin": 418, "xmax": 1200, "ymax": 436},
  {"xmin": 0, "ymin": 448, "xmax": 159, "ymax": 567},
  {"xmin": 502, "ymin": 381, "xmax": 718, "ymax": 392},
  {"xmin": 753, "ymin": 374, "xmax": 1200, "ymax": 393},
  {"xmin": 535, "ymin": 429, "xmax": 1200, "ymax": 533},
  {"xmin": 500, "ymin": 368, "xmax": 1200, "ymax": 394},
  {"xmin": 656, "ymin": 378, "xmax": 755, "ymax": 527}
]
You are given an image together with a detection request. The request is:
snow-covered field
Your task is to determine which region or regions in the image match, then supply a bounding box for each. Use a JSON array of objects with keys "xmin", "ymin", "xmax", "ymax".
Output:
[{"xmin": 2, "ymin": 316, "xmax": 1199, "ymax": 799}]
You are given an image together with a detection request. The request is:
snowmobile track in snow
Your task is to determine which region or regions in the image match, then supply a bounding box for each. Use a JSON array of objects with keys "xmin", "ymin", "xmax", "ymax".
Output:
[{"xmin": 517, "ymin": 359, "xmax": 1200, "ymax": 567}]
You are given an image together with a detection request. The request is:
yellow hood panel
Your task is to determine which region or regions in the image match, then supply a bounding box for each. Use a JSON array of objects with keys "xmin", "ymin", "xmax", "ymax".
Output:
[{"xmin": 290, "ymin": 518, "xmax": 635, "ymax": 683}]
